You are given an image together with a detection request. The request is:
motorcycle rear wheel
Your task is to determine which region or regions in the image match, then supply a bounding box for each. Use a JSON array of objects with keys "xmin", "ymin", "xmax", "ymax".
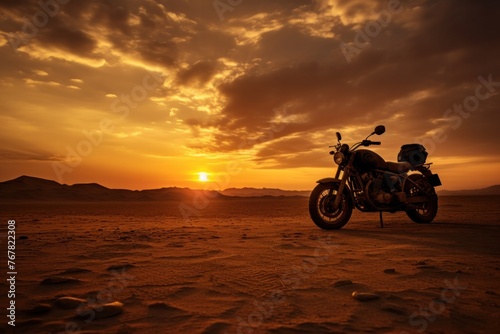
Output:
[
  {"xmin": 309, "ymin": 182, "xmax": 353, "ymax": 230},
  {"xmin": 404, "ymin": 174, "xmax": 438, "ymax": 224}
]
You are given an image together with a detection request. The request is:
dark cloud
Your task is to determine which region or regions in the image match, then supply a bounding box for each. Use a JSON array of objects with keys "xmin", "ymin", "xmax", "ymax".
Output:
[
  {"xmin": 37, "ymin": 22, "xmax": 97, "ymax": 56},
  {"xmin": 0, "ymin": 149, "xmax": 62, "ymax": 162},
  {"xmin": 176, "ymin": 60, "xmax": 217, "ymax": 86}
]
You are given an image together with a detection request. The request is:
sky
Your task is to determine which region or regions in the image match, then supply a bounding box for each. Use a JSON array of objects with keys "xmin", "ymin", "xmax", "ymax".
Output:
[{"xmin": 0, "ymin": 0, "xmax": 499, "ymax": 191}]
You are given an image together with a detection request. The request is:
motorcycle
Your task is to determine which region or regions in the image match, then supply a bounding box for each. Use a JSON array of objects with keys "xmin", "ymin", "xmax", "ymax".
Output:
[{"xmin": 309, "ymin": 125, "xmax": 442, "ymax": 230}]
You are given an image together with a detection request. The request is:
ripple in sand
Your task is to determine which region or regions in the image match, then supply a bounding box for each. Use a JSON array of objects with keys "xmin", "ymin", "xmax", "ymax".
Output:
[
  {"xmin": 333, "ymin": 279, "xmax": 353, "ymax": 287},
  {"xmin": 55, "ymin": 296, "xmax": 87, "ymax": 309},
  {"xmin": 58, "ymin": 268, "xmax": 92, "ymax": 275},
  {"xmin": 41, "ymin": 276, "xmax": 81, "ymax": 285},
  {"xmin": 201, "ymin": 321, "xmax": 231, "ymax": 334},
  {"xmin": 416, "ymin": 265, "xmax": 438, "ymax": 270},
  {"xmin": 17, "ymin": 318, "xmax": 44, "ymax": 328},
  {"xmin": 107, "ymin": 263, "xmax": 136, "ymax": 271},
  {"xmin": 148, "ymin": 301, "xmax": 184, "ymax": 312},
  {"xmin": 28, "ymin": 303, "xmax": 52, "ymax": 315},
  {"xmin": 381, "ymin": 304, "xmax": 407, "ymax": 316},
  {"xmin": 76, "ymin": 301, "xmax": 124, "ymax": 320}
]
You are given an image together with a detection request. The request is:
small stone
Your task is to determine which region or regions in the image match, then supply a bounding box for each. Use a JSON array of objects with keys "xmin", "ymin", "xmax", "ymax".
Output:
[
  {"xmin": 77, "ymin": 301, "xmax": 124, "ymax": 320},
  {"xmin": 352, "ymin": 291, "xmax": 380, "ymax": 301},
  {"xmin": 55, "ymin": 297, "xmax": 87, "ymax": 309},
  {"xmin": 333, "ymin": 279, "xmax": 353, "ymax": 287},
  {"xmin": 29, "ymin": 303, "xmax": 52, "ymax": 315},
  {"xmin": 384, "ymin": 268, "xmax": 396, "ymax": 274},
  {"xmin": 41, "ymin": 276, "xmax": 80, "ymax": 285}
]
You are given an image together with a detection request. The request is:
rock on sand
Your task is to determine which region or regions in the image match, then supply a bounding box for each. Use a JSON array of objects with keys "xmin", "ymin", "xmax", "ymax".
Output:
[{"xmin": 352, "ymin": 291, "xmax": 381, "ymax": 301}]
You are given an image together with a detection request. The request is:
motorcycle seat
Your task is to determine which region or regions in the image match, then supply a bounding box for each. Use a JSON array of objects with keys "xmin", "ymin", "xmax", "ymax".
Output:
[{"xmin": 384, "ymin": 161, "xmax": 412, "ymax": 174}]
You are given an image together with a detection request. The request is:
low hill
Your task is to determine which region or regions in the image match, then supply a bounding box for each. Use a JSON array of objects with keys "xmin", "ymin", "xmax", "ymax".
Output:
[
  {"xmin": 0, "ymin": 176, "xmax": 223, "ymax": 201},
  {"xmin": 438, "ymin": 185, "xmax": 500, "ymax": 196},
  {"xmin": 221, "ymin": 187, "xmax": 310, "ymax": 197}
]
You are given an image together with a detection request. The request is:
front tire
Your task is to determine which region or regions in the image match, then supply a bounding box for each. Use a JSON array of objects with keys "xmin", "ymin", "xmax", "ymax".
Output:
[
  {"xmin": 404, "ymin": 174, "xmax": 438, "ymax": 224},
  {"xmin": 309, "ymin": 182, "xmax": 353, "ymax": 230}
]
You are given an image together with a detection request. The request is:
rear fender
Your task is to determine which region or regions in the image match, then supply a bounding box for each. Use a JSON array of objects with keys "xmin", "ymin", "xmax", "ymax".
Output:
[{"xmin": 413, "ymin": 168, "xmax": 442, "ymax": 187}]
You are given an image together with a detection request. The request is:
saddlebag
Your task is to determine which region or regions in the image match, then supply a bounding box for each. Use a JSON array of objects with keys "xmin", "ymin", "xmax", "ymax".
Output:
[{"xmin": 398, "ymin": 144, "xmax": 428, "ymax": 166}]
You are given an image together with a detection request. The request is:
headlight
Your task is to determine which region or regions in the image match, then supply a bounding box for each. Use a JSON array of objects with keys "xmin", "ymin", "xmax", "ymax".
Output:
[{"xmin": 334, "ymin": 152, "xmax": 345, "ymax": 165}]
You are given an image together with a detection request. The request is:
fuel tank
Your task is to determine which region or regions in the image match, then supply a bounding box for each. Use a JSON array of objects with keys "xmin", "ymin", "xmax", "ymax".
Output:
[{"xmin": 353, "ymin": 149, "xmax": 386, "ymax": 170}]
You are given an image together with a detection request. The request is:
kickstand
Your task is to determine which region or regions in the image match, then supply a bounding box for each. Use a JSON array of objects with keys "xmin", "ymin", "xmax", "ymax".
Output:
[{"xmin": 379, "ymin": 211, "xmax": 384, "ymax": 228}]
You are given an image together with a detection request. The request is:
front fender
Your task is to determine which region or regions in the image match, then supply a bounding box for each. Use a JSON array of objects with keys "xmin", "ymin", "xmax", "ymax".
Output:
[
  {"xmin": 315, "ymin": 177, "xmax": 353, "ymax": 203},
  {"xmin": 316, "ymin": 177, "xmax": 341, "ymax": 184}
]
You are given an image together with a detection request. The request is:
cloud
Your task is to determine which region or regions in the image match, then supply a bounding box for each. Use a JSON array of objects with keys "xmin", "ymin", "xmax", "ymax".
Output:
[
  {"xmin": 0, "ymin": 149, "xmax": 62, "ymax": 162},
  {"xmin": 176, "ymin": 60, "xmax": 217, "ymax": 86}
]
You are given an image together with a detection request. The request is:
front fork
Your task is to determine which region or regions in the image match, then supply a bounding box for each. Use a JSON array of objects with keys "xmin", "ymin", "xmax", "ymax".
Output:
[{"xmin": 332, "ymin": 153, "xmax": 356, "ymax": 210}]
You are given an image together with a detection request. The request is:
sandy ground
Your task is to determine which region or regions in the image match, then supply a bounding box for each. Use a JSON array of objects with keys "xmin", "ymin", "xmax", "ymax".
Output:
[{"xmin": 0, "ymin": 196, "xmax": 499, "ymax": 333}]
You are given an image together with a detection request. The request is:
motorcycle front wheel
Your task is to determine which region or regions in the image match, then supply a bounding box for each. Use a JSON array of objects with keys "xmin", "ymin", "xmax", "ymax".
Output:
[
  {"xmin": 404, "ymin": 174, "xmax": 438, "ymax": 224},
  {"xmin": 309, "ymin": 182, "xmax": 353, "ymax": 230}
]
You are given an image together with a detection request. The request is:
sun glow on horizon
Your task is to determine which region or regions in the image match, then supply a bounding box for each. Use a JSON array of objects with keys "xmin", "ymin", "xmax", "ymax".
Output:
[{"xmin": 198, "ymin": 172, "xmax": 209, "ymax": 182}]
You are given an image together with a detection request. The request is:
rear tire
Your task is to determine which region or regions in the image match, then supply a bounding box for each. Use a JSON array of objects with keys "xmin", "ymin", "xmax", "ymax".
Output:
[
  {"xmin": 309, "ymin": 182, "xmax": 353, "ymax": 230},
  {"xmin": 404, "ymin": 174, "xmax": 438, "ymax": 224}
]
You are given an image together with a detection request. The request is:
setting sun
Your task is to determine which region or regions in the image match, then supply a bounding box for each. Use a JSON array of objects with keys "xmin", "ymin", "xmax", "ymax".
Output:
[{"xmin": 198, "ymin": 172, "xmax": 209, "ymax": 182}]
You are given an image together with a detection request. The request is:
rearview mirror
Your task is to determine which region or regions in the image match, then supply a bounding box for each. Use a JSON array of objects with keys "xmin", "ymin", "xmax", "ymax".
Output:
[
  {"xmin": 336, "ymin": 132, "xmax": 342, "ymax": 141},
  {"xmin": 374, "ymin": 125, "xmax": 385, "ymax": 135}
]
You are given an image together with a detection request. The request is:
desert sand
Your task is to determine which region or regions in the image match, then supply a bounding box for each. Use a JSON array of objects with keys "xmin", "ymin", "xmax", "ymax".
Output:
[{"xmin": 0, "ymin": 195, "xmax": 499, "ymax": 333}]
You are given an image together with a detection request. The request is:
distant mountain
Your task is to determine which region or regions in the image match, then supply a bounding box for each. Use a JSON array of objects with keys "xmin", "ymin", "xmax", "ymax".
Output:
[
  {"xmin": 438, "ymin": 185, "xmax": 500, "ymax": 196},
  {"xmin": 0, "ymin": 176, "xmax": 224, "ymax": 201},
  {"xmin": 221, "ymin": 187, "xmax": 310, "ymax": 197},
  {"xmin": 0, "ymin": 176, "xmax": 310, "ymax": 201}
]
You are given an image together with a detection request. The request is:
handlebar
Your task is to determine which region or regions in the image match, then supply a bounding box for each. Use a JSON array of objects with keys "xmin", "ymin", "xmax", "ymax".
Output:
[
  {"xmin": 334, "ymin": 139, "xmax": 382, "ymax": 152},
  {"xmin": 361, "ymin": 140, "xmax": 381, "ymax": 146}
]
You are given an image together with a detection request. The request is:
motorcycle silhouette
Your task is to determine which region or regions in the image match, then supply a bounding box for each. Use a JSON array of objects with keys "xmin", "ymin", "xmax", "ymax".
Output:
[{"xmin": 309, "ymin": 125, "xmax": 442, "ymax": 229}]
